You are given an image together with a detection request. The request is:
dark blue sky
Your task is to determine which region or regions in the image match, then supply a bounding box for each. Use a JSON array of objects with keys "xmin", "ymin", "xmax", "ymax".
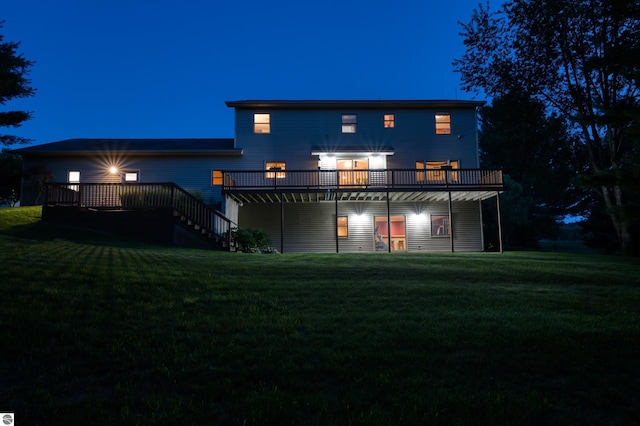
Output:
[{"xmin": 4, "ymin": 0, "xmax": 498, "ymax": 146}]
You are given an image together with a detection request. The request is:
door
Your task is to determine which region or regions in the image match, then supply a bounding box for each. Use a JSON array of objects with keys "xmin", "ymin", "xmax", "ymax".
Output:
[
  {"xmin": 374, "ymin": 216, "xmax": 406, "ymax": 251},
  {"xmin": 337, "ymin": 158, "xmax": 369, "ymax": 188}
]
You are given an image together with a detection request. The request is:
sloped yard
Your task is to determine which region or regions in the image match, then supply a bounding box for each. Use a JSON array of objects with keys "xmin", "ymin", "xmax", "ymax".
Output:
[{"xmin": 1, "ymin": 207, "xmax": 639, "ymax": 425}]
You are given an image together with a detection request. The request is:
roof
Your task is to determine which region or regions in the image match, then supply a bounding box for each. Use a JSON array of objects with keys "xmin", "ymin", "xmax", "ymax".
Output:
[
  {"xmin": 11, "ymin": 138, "xmax": 242, "ymax": 157},
  {"xmin": 310, "ymin": 146, "xmax": 395, "ymax": 155},
  {"xmin": 225, "ymin": 100, "xmax": 486, "ymax": 109}
]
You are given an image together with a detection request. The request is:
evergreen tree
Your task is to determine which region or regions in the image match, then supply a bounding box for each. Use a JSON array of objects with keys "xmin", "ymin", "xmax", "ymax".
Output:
[{"xmin": 0, "ymin": 21, "xmax": 35, "ymax": 146}]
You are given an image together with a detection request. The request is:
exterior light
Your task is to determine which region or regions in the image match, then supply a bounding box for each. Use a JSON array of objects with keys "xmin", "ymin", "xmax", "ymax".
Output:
[{"xmin": 109, "ymin": 166, "xmax": 118, "ymax": 174}]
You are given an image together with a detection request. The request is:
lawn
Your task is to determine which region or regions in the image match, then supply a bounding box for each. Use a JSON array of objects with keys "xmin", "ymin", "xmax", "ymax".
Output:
[{"xmin": 1, "ymin": 207, "xmax": 639, "ymax": 425}]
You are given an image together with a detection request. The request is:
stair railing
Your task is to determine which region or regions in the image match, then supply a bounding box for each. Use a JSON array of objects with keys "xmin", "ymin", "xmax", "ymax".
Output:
[{"xmin": 45, "ymin": 182, "xmax": 236, "ymax": 248}]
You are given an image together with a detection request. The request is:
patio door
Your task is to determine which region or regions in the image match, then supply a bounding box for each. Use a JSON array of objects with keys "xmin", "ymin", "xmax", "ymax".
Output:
[
  {"xmin": 374, "ymin": 216, "xmax": 406, "ymax": 251},
  {"xmin": 337, "ymin": 158, "xmax": 368, "ymax": 187}
]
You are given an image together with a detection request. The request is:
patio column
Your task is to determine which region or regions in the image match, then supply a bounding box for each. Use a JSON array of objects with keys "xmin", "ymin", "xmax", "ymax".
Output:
[
  {"xmin": 280, "ymin": 195, "xmax": 284, "ymax": 253},
  {"xmin": 335, "ymin": 193, "xmax": 339, "ymax": 253},
  {"xmin": 386, "ymin": 192, "xmax": 391, "ymax": 253},
  {"xmin": 496, "ymin": 191, "xmax": 503, "ymax": 253},
  {"xmin": 448, "ymin": 191, "xmax": 454, "ymax": 253}
]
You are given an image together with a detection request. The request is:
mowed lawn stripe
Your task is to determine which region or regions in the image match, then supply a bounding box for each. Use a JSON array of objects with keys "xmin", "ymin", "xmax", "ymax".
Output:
[{"xmin": 1, "ymin": 207, "xmax": 639, "ymax": 425}]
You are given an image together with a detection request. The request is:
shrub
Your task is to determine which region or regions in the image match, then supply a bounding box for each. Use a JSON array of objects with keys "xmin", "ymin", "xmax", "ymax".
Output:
[{"xmin": 233, "ymin": 227, "xmax": 273, "ymax": 253}]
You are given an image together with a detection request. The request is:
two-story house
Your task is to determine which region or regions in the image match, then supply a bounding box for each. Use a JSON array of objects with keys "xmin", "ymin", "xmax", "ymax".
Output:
[{"xmin": 13, "ymin": 100, "xmax": 504, "ymax": 253}]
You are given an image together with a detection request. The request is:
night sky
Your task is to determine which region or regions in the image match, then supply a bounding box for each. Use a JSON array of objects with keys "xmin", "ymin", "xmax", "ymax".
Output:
[{"xmin": 3, "ymin": 0, "xmax": 501, "ymax": 146}]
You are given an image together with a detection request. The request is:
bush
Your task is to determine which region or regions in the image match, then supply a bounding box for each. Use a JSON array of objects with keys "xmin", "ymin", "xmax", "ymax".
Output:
[{"xmin": 233, "ymin": 228, "xmax": 273, "ymax": 253}]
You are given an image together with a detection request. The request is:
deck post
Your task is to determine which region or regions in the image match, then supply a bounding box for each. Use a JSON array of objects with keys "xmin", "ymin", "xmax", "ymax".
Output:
[
  {"xmin": 386, "ymin": 192, "xmax": 391, "ymax": 253},
  {"xmin": 335, "ymin": 193, "xmax": 339, "ymax": 253},
  {"xmin": 496, "ymin": 191, "xmax": 504, "ymax": 253},
  {"xmin": 280, "ymin": 195, "xmax": 284, "ymax": 253},
  {"xmin": 448, "ymin": 191, "xmax": 454, "ymax": 253}
]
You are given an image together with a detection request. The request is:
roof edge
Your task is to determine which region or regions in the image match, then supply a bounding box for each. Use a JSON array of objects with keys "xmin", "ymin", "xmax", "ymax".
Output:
[{"xmin": 225, "ymin": 100, "xmax": 486, "ymax": 109}]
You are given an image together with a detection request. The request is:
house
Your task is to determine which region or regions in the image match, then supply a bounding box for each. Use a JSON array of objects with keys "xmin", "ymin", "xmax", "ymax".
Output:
[{"xmin": 12, "ymin": 100, "xmax": 505, "ymax": 252}]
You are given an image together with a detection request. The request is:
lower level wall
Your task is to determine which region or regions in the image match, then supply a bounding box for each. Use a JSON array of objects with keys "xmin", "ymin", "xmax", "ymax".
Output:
[
  {"xmin": 237, "ymin": 200, "xmax": 483, "ymax": 253},
  {"xmin": 42, "ymin": 206, "xmax": 175, "ymax": 243}
]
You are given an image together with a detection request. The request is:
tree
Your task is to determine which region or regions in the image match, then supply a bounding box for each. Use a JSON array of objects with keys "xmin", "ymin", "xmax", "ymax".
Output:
[
  {"xmin": 23, "ymin": 164, "xmax": 53, "ymax": 205},
  {"xmin": 479, "ymin": 90, "xmax": 586, "ymax": 247},
  {"xmin": 454, "ymin": 0, "xmax": 640, "ymax": 255},
  {"xmin": 1, "ymin": 21, "xmax": 35, "ymax": 146},
  {"xmin": 0, "ymin": 148, "xmax": 22, "ymax": 206}
]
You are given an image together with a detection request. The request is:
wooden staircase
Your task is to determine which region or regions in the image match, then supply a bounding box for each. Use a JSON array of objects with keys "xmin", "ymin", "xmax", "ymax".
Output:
[{"xmin": 44, "ymin": 182, "xmax": 237, "ymax": 251}]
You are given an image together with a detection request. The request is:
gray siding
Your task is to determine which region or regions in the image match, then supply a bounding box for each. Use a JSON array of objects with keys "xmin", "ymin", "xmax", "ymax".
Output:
[
  {"xmin": 235, "ymin": 107, "xmax": 480, "ymax": 170},
  {"xmin": 238, "ymin": 200, "xmax": 483, "ymax": 253},
  {"xmin": 20, "ymin": 154, "xmax": 244, "ymax": 207}
]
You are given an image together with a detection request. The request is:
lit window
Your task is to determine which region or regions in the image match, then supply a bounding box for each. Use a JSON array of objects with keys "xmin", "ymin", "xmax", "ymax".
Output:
[
  {"xmin": 68, "ymin": 170, "xmax": 80, "ymax": 191},
  {"xmin": 68, "ymin": 170, "xmax": 80, "ymax": 183},
  {"xmin": 124, "ymin": 172, "xmax": 138, "ymax": 182},
  {"xmin": 431, "ymin": 215, "xmax": 450, "ymax": 237},
  {"xmin": 435, "ymin": 113, "xmax": 451, "ymax": 134},
  {"xmin": 384, "ymin": 114, "xmax": 395, "ymax": 128},
  {"xmin": 212, "ymin": 170, "xmax": 223, "ymax": 186},
  {"xmin": 265, "ymin": 161, "xmax": 286, "ymax": 179},
  {"xmin": 342, "ymin": 114, "xmax": 357, "ymax": 133},
  {"xmin": 416, "ymin": 160, "xmax": 459, "ymax": 183},
  {"xmin": 337, "ymin": 216, "xmax": 348, "ymax": 237},
  {"xmin": 254, "ymin": 113, "xmax": 270, "ymax": 134}
]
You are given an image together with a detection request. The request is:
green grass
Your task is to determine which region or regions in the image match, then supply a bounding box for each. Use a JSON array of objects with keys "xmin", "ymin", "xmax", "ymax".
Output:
[{"xmin": 2, "ymin": 206, "xmax": 640, "ymax": 425}]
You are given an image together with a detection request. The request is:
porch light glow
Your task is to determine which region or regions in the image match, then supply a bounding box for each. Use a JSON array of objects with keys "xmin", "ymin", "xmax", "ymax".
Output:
[
  {"xmin": 109, "ymin": 166, "xmax": 118, "ymax": 174},
  {"xmin": 352, "ymin": 212, "xmax": 368, "ymax": 225}
]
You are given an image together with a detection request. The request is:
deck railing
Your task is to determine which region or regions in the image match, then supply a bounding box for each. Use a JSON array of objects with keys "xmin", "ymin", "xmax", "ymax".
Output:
[
  {"xmin": 45, "ymin": 182, "xmax": 235, "ymax": 247},
  {"xmin": 223, "ymin": 168, "xmax": 503, "ymax": 191}
]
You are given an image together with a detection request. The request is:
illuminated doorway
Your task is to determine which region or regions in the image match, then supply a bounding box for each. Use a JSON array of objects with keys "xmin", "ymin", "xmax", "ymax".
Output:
[
  {"xmin": 374, "ymin": 216, "xmax": 406, "ymax": 251},
  {"xmin": 337, "ymin": 158, "xmax": 369, "ymax": 187}
]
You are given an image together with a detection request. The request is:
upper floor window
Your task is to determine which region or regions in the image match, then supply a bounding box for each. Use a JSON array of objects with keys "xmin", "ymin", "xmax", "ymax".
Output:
[
  {"xmin": 384, "ymin": 114, "xmax": 395, "ymax": 128},
  {"xmin": 265, "ymin": 161, "xmax": 286, "ymax": 179},
  {"xmin": 254, "ymin": 113, "xmax": 270, "ymax": 134},
  {"xmin": 435, "ymin": 113, "xmax": 451, "ymax": 135},
  {"xmin": 342, "ymin": 114, "xmax": 357, "ymax": 133}
]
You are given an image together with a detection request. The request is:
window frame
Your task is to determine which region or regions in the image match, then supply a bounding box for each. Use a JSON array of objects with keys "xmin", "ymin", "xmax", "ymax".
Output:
[
  {"xmin": 435, "ymin": 113, "xmax": 451, "ymax": 135},
  {"xmin": 416, "ymin": 160, "xmax": 459, "ymax": 183},
  {"xmin": 123, "ymin": 171, "xmax": 139, "ymax": 182},
  {"xmin": 67, "ymin": 170, "xmax": 80, "ymax": 191},
  {"xmin": 431, "ymin": 215, "xmax": 451, "ymax": 237},
  {"xmin": 68, "ymin": 170, "xmax": 80, "ymax": 183},
  {"xmin": 254, "ymin": 113, "xmax": 271, "ymax": 134},
  {"xmin": 383, "ymin": 114, "xmax": 395, "ymax": 128},
  {"xmin": 337, "ymin": 216, "xmax": 348, "ymax": 237},
  {"xmin": 342, "ymin": 114, "xmax": 357, "ymax": 133},
  {"xmin": 265, "ymin": 161, "xmax": 286, "ymax": 179},
  {"xmin": 212, "ymin": 170, "xmax": 223, "ymax": 186}
]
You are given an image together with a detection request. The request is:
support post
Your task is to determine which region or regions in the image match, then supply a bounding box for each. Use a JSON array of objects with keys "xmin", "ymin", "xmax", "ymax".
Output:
[
  {"xmin": 280, "ymin": 195, "xmax": 284, "ymax": 253},
  {"xmin": 496, "ymin": 191, "xmax": 503, "ymax": 253},
  {"xmin": 386, "ymin": 192, "xmax": 391, "ymax": 253},
  {"xmin": 448, "ymin": 191, "xmax": 454, "ymax": 253},
  {"xmin": 335, "ymin": 192, "xmax": 339, "ymax": 253}
]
